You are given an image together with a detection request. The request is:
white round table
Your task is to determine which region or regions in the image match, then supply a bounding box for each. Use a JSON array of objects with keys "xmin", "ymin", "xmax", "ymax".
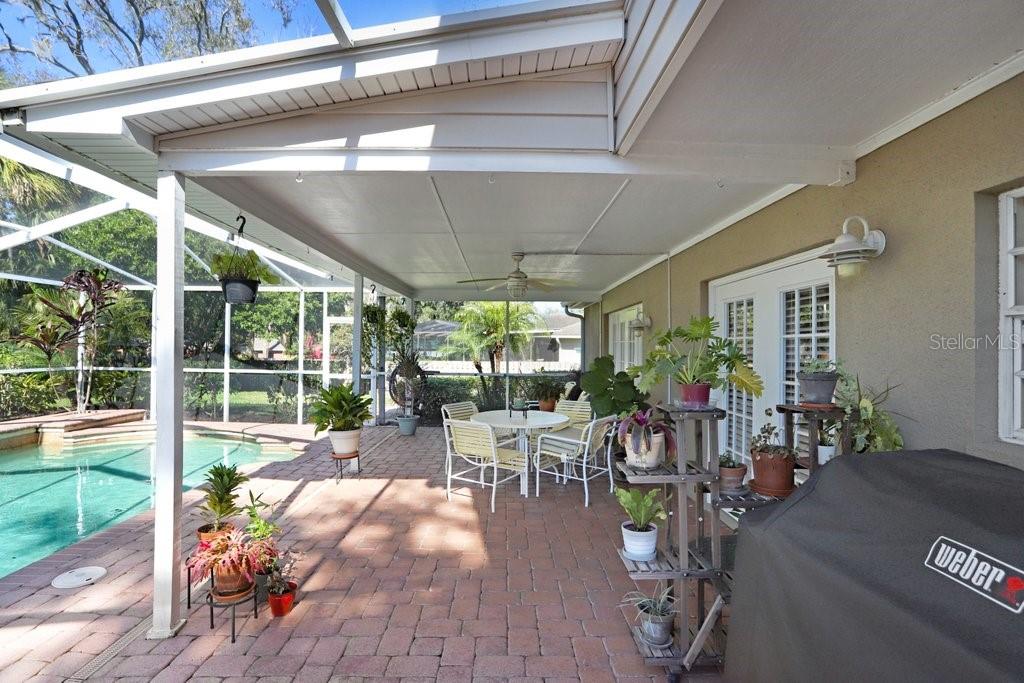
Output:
[{"xmin": 471, "ymin": 410, "xmax": 569, "ymax": 496}]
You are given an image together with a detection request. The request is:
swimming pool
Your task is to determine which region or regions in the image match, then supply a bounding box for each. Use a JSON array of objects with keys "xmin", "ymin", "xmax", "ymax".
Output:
[{"xmin": 0, "ymin": 436, "xmax": 288, "ymax": 578}]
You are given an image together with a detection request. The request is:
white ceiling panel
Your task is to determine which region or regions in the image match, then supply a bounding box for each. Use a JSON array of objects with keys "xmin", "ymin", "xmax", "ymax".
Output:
[{"xmin": 331, "ymin": 233, "xmax": 468, "ymax": 274}]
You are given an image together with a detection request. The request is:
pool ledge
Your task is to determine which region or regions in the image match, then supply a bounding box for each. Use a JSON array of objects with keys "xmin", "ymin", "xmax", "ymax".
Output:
[{"xmin": 0, "ymin": 409, "xmax": 148, "ymax": 451}]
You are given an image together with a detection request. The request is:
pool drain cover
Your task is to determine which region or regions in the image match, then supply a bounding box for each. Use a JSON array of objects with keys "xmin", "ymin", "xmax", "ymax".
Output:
[{"xmin": 52, "ymin": 566, "xmax": 106, "ymax": 589}]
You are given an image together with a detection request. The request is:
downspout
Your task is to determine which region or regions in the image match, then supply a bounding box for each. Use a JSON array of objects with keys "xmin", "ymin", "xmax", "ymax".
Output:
[{"xmin": 563, "ymin": 304, "xmax": 586, "ymax": 371}]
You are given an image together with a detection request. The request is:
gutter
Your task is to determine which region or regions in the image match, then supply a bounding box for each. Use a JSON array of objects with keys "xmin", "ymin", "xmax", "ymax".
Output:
[{"xmin": 563, "ymin": 304, "xmax": 586, "ymax": 371}]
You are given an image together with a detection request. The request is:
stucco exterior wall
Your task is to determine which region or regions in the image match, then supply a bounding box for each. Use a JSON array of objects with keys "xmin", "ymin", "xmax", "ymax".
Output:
[{"xmin": 595, "ymin": 73, "xmax": 1024, "ymax": 467}]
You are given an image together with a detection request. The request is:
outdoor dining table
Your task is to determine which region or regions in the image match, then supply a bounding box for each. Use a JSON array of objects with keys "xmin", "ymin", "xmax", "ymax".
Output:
[{"xmin": 470, "ymin": 409, "xmax": 570, "ymax": 495}]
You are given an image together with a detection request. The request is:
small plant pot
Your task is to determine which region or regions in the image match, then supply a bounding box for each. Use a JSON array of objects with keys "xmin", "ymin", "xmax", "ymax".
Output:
[
  {"xmin": 719, "ymin": 463, "xmax": 748, "ymax": 494},
  {"xmin": 797, "ymin": 371, "xmax": 839, "ymax": 405},
  {"xmin": 396, "ymin": 416, "xmax": 419, "ymax": 436},
  {"xmin": 624, "ymin": 431, "xmax": 665, "ymax": 470},
  {"xmin": 538, "ymin": 398, "xmax": 557, "ymax": 412},
  {"xmin": 220, "ymin": 278, "xmax": 260, "ymax": 305},
  {"xmin": 196, "ymin": 522, "xmax": 234, "ymax": 543},
  {"xmin": 328, "ymin": 428, "xmax": 361, "ymax": 454},
  {"xmin": 268, "ymin": 581, "xmax": 298, "ymax": 617},
  {"xmin": 638, "ymin": 612, "xmax": 675, "ymax": 647},
  {"xmin": 749, "ymin": 449, "xmax": 795, "ymax": 497},
  {"xmin": 678, "ymin": 382, "xmax": 712, "ymax": 407},
  {"xmin": 817, "ymin": 444, "xmax": 836, "ymax": 465},
  {"xmin": 621, "ymin": 521, "xmax": 658, "ymax": 561}
]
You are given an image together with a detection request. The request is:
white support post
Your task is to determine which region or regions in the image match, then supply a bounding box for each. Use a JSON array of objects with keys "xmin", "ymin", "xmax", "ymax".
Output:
[
  {"xmin": 223, "ymin": 302, "xmax": 231, "ymax": 422},
  {"xmin": 149, "ymin": 291, "xmax": 158, "ymax": 418},
  {"xmin": 352, "ymin": 274, "xmax": 363, "ymax": 393},
  {"xmin": 297, "ymin": 289, "xmax": 305, "ymax": 425},
  {"xmin": 405, "ymin": 297, "xmax": 415, "ymax": 417},
  {"xmin": 321, "ymin": 291, "xmax": 329, "ymax": 389},
  {"xmin": 148, "ymin": 169, "xmax": 186, "ymax": 639},
  {"xmin": 375, "ymin": 293, "xmax": 387, "ymax": 425},
  {"xmin": 504, "ymin": 300, "xmax": 511, "ymax": 411}
]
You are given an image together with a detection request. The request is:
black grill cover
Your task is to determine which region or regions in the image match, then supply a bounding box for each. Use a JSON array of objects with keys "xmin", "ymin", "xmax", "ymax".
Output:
[{"xmin": 725, "ymin": 450, "xmax": 1024, "ymax": 682}]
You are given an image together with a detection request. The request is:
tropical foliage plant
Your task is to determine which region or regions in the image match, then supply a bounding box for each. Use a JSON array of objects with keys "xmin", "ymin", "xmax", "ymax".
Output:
[
  {"xmin": 186, "ymin": 530, "xmax": 276, "ymax": 585},
  {"xmin": 835, "ymin": 373, "xmax": 905, "ymax": 452},
  {"xmin": 529, "ymin": 368, "xmax": 564, "ymax": 403},
  {"xmin": 196, "ymin": 463, "xmax": 250, "ymax": 532},
  {"xmin": 579, "ymin": 355, "xmax": 648, "ymax": 417},
  {"xmin": 615, "ymin": 487, "xmax": 666, "ymax": 532},
  {"xmin": 631, "ymin": 316, "xmax": 763, "ymax": 396},
  {"xmin": 308, "ymin": 383, "xmax": 373, "ymax": 433},
  {"xmin": 617, "ymin": 408, "xmax": 676, "ymax": 461}
]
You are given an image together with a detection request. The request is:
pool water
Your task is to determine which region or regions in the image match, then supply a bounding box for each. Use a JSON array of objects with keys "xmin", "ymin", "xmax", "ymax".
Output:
[{"xmin": 0, "ymin": 437, "xmax": 287, "ymax": 578}]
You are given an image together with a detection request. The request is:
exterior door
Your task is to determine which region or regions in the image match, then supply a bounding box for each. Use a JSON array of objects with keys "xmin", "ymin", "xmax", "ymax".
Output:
[
  {"xmin": 608, "ymin": 304, "xmax": 644, "ymax": 372},
  {"xmin": 709, "ymin": 253, "xmax": 835, "ymax": 464}
]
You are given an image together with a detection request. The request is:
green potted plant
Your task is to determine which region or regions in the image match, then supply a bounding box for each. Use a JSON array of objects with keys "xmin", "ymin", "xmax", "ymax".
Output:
[
  {"xmin": 195, "ymin": 464, "xmax": 249, "ymax": 541},
  {"xmin": 632, "ymin": 316, "xmax": 763, "ymax": 407},
  {"xmin": 617, "ymin": 408, "xmax": 676, "ymax": 470},
  {"xmin": 719, "ymin": 453, "xmax": 748, "ymax": 494},
  {"xmin": 394, "ymin": 346, "xmax": 422, "ymax": 436},
  {"xmin": 579, "ymin": 355, "xmax": 648, "ymax": 417},
  {"xmin": 210, "ymin": 249, "xmax": 280, "ymax": 304},
  {"xmin": 267, "ymin": 551, "xmax": 298, "ymax": 617},
  {"xmin": 615, "ymin": 487, "xmax": 666, "ymax": 561},
  {"xmin": 531, "ymin": 369, "xmax": 564, "ymax": 411},
  {"xmin": 309, "ymin": 382, "xmax": 373, "ymax": 454},
  {"xmin": 622, "ymin": 582, "xmax": 677, "ymax": 647},
  {"xmin": 797, "ymin": 356, "xmax": 840, "ymax": 405},
  {"xmin": 817, "ymin": 424, "xmax": 837, "ymax": 465},
  {"xmin": 749, "ymin": 410, "xmax": 797, "ymax": 497},
  {"xmin": 835, "ymin": 374, "xmax": 905, "ymax": 452},
  {"xmin": 187, "ymin": 529, "xmax": 272, "ymax": 603},
  {"xmin": 243, "ymin": 491, "xmax": 280, "ymax": 599}
]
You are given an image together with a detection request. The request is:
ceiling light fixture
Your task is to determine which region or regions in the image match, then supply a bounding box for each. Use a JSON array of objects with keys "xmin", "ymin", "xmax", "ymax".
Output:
[
  {"xmin": 820, "ymin": 216, "xmax": 886, "ymax": 267},
  {"xmin": 295, "ymin": 171, "xmax": 303, "ymax": 183},
  {"xmin": 506, "ymin": 279, "xmax": 527, "ymax": 299}
]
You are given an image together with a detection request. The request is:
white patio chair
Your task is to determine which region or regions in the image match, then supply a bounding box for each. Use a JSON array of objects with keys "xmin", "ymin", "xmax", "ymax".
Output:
[
  {"xmin": 533, "ymin": 415, "xmax": 616, "ymax": 507},
  {"xmin": 441, "ymin": 401, "xmax": 478, "ymax": 421},
  {"xmin": 444, "ymin": 419, "xmax": 528, "ymax": 513},
  {"xmin": 553, "ymin": 399, "xmax": 593, "ymax": 439}
]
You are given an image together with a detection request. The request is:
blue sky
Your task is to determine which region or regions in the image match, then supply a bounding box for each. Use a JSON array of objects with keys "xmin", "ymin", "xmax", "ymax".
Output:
[{"xmin": 0, "ymin": 1, "xmax": 537, "ymax": 83}]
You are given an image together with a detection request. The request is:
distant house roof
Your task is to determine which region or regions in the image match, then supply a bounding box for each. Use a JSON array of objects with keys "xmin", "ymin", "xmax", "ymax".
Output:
[{"xmin": 415, "ymin": 310, "xmax": 580, "ymax": 339}]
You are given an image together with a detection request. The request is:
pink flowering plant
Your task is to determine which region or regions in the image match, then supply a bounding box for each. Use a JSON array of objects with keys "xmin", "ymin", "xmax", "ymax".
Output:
[
  {"xmin": 617, "ymin": 408, "xmax": 676, "ymax": 461},
  {"xmin": 186, "ymin": 529, "xmax": 277, "ymax": 585}
]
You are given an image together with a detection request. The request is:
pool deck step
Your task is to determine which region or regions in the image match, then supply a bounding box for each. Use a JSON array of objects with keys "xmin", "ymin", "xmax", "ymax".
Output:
[{"xmin": 0, "ymin": 409, "xmax": 148, "ymax": 451}]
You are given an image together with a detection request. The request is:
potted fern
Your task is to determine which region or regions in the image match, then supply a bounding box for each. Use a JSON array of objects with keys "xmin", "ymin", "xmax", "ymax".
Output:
[
  {"xmin": 210, "ymin": 249, "xmax": 280, "ymax": 304},
  {"xmin": 617, "ymin": 408, "xmax": 676, "ymax": 470},
  {"xmin": 622, "ymin": 582, "xmax": 677, "ymax": 647},
  {"xmin": 632, "ymin": 316, "xmax": 763, "ymax": 407},
  {"xmin": 615, "ymin": 487, "xmax": 666, "ymax": 561},
  {"xmin": 195, "ymin": 464, "xmax": 249, "ymax": 541},
  {"xmin": 309, "ymin": 383, "xmax": 373, "ymax": 454}
]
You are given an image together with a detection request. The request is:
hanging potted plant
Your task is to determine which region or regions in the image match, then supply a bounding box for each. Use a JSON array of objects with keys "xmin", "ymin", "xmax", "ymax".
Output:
[
  {"xmin": 622, "ymin": 582, "xmax": 677, "ymax": 647},
  {"xmin": 719, "ymin": 453, "xmax": 748, "ymax": 494},
  {"xmin": 195, "ymin": 464, "xmax": 249, "ymax": 541},
  {"xmin": 187, "ymin": 530, "xmax": 268, "ymax": 603},
  {"xmin": 797, "ymin": 357, "xmax": 840, "ymax": 405},
  {"xmin": 632, "ymin": 316, "xmax": 763, "ymax": 408},
  {"xmin": 615, "ymin": 487, "xmax": 666, "ymax": 561},
  {"xmin": 749, "ymin": 410, "xmax": 797, "ymax": 497},
  {"xmin": 531, "ymin": 370, "xmax": 564, "ymax": 411},
  {"xmin": 210, "ymin": 249, "xmax": 280, "ymax": 305},
  {"xmin": 267, "ymin": 552, "xmax": 299, "ymax": 617},
  {"xmin": 617, "ymin": 408, "xmax": 676, "ymax": 470},
  {"xmin": 309, "ymin": 382, "xmax": 373, "ymax": 454}
]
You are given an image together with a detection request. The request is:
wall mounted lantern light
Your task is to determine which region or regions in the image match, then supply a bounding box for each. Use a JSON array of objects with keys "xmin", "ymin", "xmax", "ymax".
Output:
[
  {"xmin": 820, "ymin": 216, "xmax": 886, "ymax": 267},
  {"xmin": 628, "ymin": 310, "xmax": 652, "ymax": 337}
]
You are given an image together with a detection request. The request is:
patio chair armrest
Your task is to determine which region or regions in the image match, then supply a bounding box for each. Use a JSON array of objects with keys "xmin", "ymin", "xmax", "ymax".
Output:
[{"xmin": 537, "ymin": 432, "xmax": 584, "ymax": 446}]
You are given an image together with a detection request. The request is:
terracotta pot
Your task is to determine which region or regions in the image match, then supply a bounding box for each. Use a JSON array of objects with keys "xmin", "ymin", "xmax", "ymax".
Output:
[
  {"xmin": 196, "ymin": 522, "xmax": 234, "ymax": 543},
  {"xmin": 719, "ymin": 463, "xmax": 748, "ymax": 494},
  {"xmin": 268, "ymin": 581, "xmax": 298, "ymax": 617},
  {"xmin": 211, "ymin": 565, "xmax": 252, "ymax": 603},
  {"xmin": 750, "ymin": 449, "xmax": 795, "ymax": 497},
  {"xmin": 678, "ymin": 383, "xmax": 712, "ymax": 407},
  {"xmin": 538, "ymin": 398, "xmax": 557, "ymax": 412}
]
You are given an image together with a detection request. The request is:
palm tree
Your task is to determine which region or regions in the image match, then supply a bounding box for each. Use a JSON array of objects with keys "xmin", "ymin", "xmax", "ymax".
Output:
[
  {"xmin": 442, "ymin": 301, "xmax": 542, "ymax": 398},
  {"xmin": 0, "ymin": 158, "xmax": 77, "ymax": 212}
]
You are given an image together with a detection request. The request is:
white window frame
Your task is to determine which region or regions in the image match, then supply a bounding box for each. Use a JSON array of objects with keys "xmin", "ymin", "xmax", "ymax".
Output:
[
  {"xmin": 608, "ymin": 304, "xmax": 644, "ymax": 373},
  {"xmin": 997, "ymin": 188, "xmax": 1024, "ymax": 444}
]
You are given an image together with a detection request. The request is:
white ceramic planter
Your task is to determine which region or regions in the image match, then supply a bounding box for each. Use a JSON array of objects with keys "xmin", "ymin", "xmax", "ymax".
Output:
[
  {"xmin": 621, "ymin": 521, "xmax": 658, "ymax": 561},
  {"xmin": 328, "ymin": 428, "xmax": 361, "ymax": 454},
  {"xmin": 624, "ymin": 431, "xmax": 665, "ymax": 470},
  {"xmin": 818, "ymin": 444, "xmax": 836, "ymax": 465}
]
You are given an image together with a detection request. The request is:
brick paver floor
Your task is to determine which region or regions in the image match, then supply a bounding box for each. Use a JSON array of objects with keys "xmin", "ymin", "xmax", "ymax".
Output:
[{"xmin": 0, "ymin": 424, "xmax": 723, "ymax": 682}]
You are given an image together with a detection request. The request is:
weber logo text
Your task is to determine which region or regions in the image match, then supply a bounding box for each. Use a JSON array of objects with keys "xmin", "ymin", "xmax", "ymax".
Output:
[{"xmin": 925, "ymin": 536, "xmax": 1024, "ymax": 613}]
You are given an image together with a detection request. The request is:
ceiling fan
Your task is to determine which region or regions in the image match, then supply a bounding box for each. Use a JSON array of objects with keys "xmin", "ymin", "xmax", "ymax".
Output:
[{"xmin": 457, "ymin": 253, "xmax": 575, "ymax": 299}]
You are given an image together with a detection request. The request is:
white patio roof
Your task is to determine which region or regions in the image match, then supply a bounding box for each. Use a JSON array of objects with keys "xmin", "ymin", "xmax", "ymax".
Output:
[{"xmin": 2, "ymin": 0, "xmax": 1023, "ymax": 301}]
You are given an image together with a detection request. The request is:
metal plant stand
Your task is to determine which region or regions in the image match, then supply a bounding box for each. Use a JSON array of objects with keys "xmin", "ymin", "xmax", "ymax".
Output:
[
  {"xmin": 617, "ymin": 406, "xmax": 785, "ymax": 680},
  {"xmin": 332, "ymin": 451, "xmax": 360, "ymax": 481}
]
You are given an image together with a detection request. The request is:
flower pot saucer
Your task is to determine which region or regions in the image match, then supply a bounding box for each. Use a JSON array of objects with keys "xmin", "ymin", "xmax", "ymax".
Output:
[
  {"xmin": 210, "ymin": 584, "xmax": 254, "ymax": 605},
  {"xmin": 748, "ymin": 479, "xmax": 794, "ymax": 498}
]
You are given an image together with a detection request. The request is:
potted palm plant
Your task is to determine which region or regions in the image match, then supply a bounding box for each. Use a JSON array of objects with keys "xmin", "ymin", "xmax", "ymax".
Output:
[
  {"xmin": 618, "ymin": 408, "xmax": 676, "ymax": 470},
  {"xmin": 309, "ymin": 382, "xmax": 373, "ymax": 454},
  {"xmin": 749, "ymin": 410, "xmax": 797, "ymax": 497},
  {"xmin": 632, "ymin": 316, "xmax": 763, "ymax": 407},
  {"xmin": 622, "ymin": 582, "xmax": 677, "ymax": 647},
  {"xmin": 719, "ymin": 453, "xmax": 748, "ymax": 494},
  {"xmin": 797, "ymin": 357, "xmax": 840, "ymax": 405},
  {"xmin": 210, "ymin": 249, "xmax": 280, "ymax": 305},
  {"xmin": 615, "ymin": 487, "xmax": 666, "ymax": 561},
  {"xmin": 195, "ymin": 464, "xmax": 249, "ymax": 541},
  {"xmin": 187, "ymin": 529, "xmax": 271, "ymax": 603},
  {"xmin": 395, "ymin": 346, "xmax": 422, "ymax": 436}
]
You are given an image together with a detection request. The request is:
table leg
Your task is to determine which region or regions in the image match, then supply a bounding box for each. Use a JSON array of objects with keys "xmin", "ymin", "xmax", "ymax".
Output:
[{"xmin": 518, "ymin": 430, "xmax": 529, "ymax": 497}]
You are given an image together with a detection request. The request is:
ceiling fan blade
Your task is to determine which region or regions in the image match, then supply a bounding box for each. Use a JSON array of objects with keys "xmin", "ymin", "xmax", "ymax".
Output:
[
  {"xmin": 529, "ymin": 278, "xmax": 576, "ymax": 287},
  {"xmin": 527, "ymin": 281, "xmax": 553, "ymax": 292},
  {"xmin": 483, "ymin": 282, "xmax": 508, "ymax": 291},
  {"xmin": 456, "ymin": 277, "xmax": 506, "ymax": 284}
]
